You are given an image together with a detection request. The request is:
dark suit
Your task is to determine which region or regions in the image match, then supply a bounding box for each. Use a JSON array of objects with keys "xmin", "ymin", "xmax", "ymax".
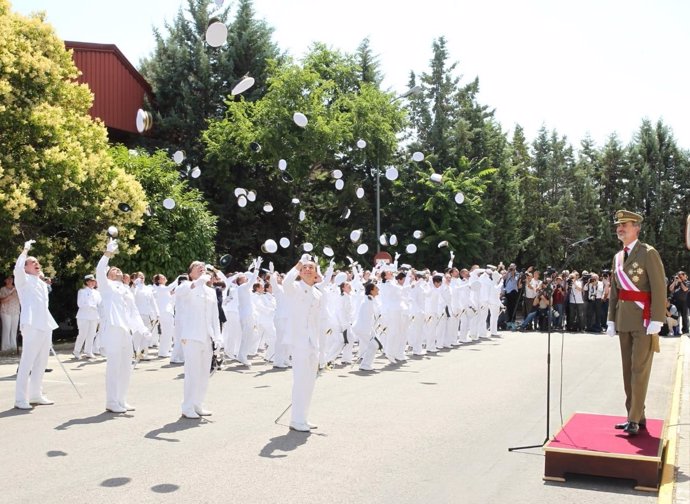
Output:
[{"xmin": 607, "ymin": 241, "xmax": 666, "ymax": 424}]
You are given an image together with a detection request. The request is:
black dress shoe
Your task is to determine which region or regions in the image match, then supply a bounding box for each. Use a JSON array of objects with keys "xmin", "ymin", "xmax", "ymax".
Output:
[
  {"xmin": 615, "ymin": 420, "xmax": 647, "ymax": 430},
  {"xmin": 624, "ymin": 422, "xmax": 640, "ymax": 435}
]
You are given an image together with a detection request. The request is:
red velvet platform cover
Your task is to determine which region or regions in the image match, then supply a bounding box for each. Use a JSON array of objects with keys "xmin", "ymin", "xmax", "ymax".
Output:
[{"xmin": 547, "ymin": 413, "xmax": 663, "ymax": 457}]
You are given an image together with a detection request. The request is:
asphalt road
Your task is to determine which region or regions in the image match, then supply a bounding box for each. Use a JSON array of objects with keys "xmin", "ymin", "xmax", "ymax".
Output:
[{"xmin": 0, "ymin": 331, "xmax": 686, "ymax": 504}]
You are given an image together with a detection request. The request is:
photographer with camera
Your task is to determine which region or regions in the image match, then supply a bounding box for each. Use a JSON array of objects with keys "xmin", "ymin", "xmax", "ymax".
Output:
[
  {"xmin": 518, "ymin": 286, "xmax": 551, "ymax": 331},
  {"xmin": 503, "ymin": 264, "xmax": 520, "ymax": 326},
  {"xmin": 551, "ymin": 275, "xmax": 566, "ymax": 329},
  {"xmin": 668, "ymin": 271, "xmax": 689, "ymax": 334},
  {"xmin": 567, "ymin": 271, "xmax": 585, "ymax": 331},
  {"xmin": 585, "ymin": 273, "xmax": 604, "ymax": 332}
]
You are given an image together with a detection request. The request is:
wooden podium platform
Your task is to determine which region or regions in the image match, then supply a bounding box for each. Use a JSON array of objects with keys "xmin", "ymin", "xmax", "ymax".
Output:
[{"xmin": 543, "ymin": 412, "xmax": 666, "ymax": 491}]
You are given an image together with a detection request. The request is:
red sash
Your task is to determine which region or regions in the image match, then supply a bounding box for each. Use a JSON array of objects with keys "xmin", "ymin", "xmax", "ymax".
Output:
[{"xmin": 618, "ymin": 289, "xmax": 651, "ymax": 325}]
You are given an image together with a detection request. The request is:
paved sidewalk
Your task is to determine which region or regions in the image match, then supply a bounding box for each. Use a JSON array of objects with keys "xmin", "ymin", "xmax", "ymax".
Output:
[{"xmin": 0, "ymin": 331, "xmax": 687, "ymax": 504}]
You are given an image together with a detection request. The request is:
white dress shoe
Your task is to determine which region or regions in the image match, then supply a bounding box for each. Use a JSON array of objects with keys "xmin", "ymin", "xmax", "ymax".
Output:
[
  {"xmin": 72, "ymin": 353, "xmax": 81, "ymax": 359},
  {"xmin": 106, "ymin": 406, "xmax": 127, "ymax": 414},
  {"xmin": 182, "ymin": 411, "xmax": 200, "ymax": 419},
  {"xmin": 122, "ymin": 403, "xmax": 136, "ymax": 411},
  {"xmin": 359, "ymin": 365, "xmax": 374, "ymax": 371},
  {"xmin": 14, "ymin": 402, "xmax": 33, "ymax": 410},
  {"xmin": 289, "ymin": 422, "xmax": 310, "ymax": 432},
  {"xmin": 84, "ymin": 353, "xmax": 96, "ymax": 359},
  {"xmin": 194, "ymin": 408, "xmax": 212, "ymax": 416},
  {"xmin": 307, "ymin": 422, "xmax": 318, "ymax": 430},
  {"xmin": 30, "ymin": 396, "xmax": 54, "ymax": 405}
]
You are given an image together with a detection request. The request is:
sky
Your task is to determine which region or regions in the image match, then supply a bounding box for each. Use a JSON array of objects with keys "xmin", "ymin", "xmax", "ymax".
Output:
[{"xmin": 11, "ymin": 0, "xmax": 690, "ymax": 150}]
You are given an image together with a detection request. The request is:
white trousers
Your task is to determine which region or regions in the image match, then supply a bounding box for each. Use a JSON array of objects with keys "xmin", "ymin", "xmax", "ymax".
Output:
[
  {"xmin": 181, "ymin": 339, "xmax": 212, "ymax": 416},
  {"xmin": 272, "ymin": 316, "xmax": 290, "ymax": 367},
  {"xmin": 237, "ymin": 314, "xmax": 257, "ymax": 361},
  {"xmin": 222, "ymin": 311, "xmax": 242, "ymax": 358},
  {"xmin": 458, "ymin": 311, "xmax": 471, "ymax": 342},
  {"xmin": 424, "ymin": 316, "xmax": 439, "ymax": 351},
  {"xmin": 444, "ymin": 315, "xmax": 459, "ymax": 346},
  {"xmin": 74, "ymin": 318, "xmax": 98, "ymax": 355},
  {"xmin": 358, "ymin": 336, "xmax": 379, "ymax": 369},
  {"xmin": 158, "ymin": 313, "xmax": 174, "ymax": 357},
  {"xmin": 15, "ymin": 326, "xmax": 51, "ymax": 403},
  {"xmin": 1, "ymin": 312, "xmax": 19, "ymax": 350},
  {"xmin": 290, "ymin": 346, "xmax": 318, "ymax": 425},
  {"xmin": 407, "ymin": 314, "xmax": 425, "ymax": 354},
  {"xmin": 171, "ymin": 325, "xmax": 184, "ymax": 363},
  {"xmin": 488, "ymin": 304, "xmax": 501, "ymax": 335},
  {"xmin": 103, "ymin": 327, "xmax": 133, "ymax": 410}
]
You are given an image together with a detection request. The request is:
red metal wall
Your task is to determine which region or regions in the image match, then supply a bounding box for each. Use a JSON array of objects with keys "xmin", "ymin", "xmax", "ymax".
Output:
[{"xmin": 66, "ymin": 42, "xmax": 152, "ymax": 134}]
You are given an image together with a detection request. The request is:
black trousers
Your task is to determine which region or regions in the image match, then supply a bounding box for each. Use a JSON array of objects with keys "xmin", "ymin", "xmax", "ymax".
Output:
[{"xmin": 505, "ymin": 290, "xmax": 519, "ymax": 322}]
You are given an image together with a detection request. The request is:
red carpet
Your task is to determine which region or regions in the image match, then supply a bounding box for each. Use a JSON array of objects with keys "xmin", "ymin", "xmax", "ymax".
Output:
[{"xmin": 548, "ymin": 413, "xmax": 663, "ymax": 457}]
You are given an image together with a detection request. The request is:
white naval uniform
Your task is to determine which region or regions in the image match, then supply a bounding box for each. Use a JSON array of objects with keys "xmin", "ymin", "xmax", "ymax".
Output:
[
  {"xmin": 175, "ymin": 278, "xmax": 222, "ymax": 417},
  {"xmin": 477, "ymin": 272, "xmax": 493, "ymax": 338},
  {"xmin": 282, "ymin": 267, "xmax": 322, "ymax": 430},
  {"xmin": 236, "ymin": 270, "xmax": 258, "ymax": 365},
  {"xmin": 488, "ymin": 274, "xmax": 503, "ymax": 336},
  {"xmin": 74, "ymin": 286, "xmax": 101, "ymax": 357},
  {"xmin": 269, "ymin": 274, "xmax": 290, "ymax": 368},
  {"xmin": 255, "ymin": 291, "xmax": 277, "ymax": 360},
  {"xmin": 153, "ymin": 283, "xmax": 177, "ymax": 358},
  {"xmin": 379, "ymin": 279, "xmax": 407, "ymax": 361},
  {"xmin": 97, "ymin": 255, "xmax": 147, "ymax": 411},
  {"xmin": 221, "ymin": 281, "xmax": 241, "ymax": 359},
  {"xmin": 14, "ymin": 251, "xmax": 59, "ymax": 406},
  {"xmin": 468, "ymin": 271, "xmax": 483, "ymax": 340},
  {"xmin": 353, "ymin": 295, "xmax": 381, "ymax": 370},
  {"xmin": 406, "ymin": 280, "xmax": 427, "ymax": 355},
  {"xmin": 424, "ymin": 281, "xmax": 443, "ymax": 352},
  {"xmin": 133, "ymin": 282, "xmax": 159, "ymax": 350},
  {"xmin": 456, "ymin": 277, "xmax": 472, "ymax": 343}
]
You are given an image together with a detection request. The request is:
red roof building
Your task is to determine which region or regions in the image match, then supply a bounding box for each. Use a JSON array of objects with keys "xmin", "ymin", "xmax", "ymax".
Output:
[{"xmin": 64, "ymin": 41, "xmax": 153, "ymax": 139}]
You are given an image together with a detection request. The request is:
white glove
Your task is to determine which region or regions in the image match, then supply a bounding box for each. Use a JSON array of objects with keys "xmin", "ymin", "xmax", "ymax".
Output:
[
  {"xmin": 646, "ymin": 321, "xmax": 663, "ymax": 335},
  {"xmin": 606, "ymin": 321, "xmax": 616, "ymax": 337},
  {"xmin": 269, "ymin": 261, "xmax": 275, "ymax": 273},
  {"xmin": 394, "ymin": 252, "xmax": 401, "ymax": 262},
  {"xmin": 255, "ymin": 256, "xmax": 263, "ymax": 270},
  {"xmin": 300, "ymin": 253, "xmax": 311, "ymax": 263},
  {"xmin": 329, "ymin": 258, "xmax": 335, "ymax": 269},
  {"xmin": 346, "ymin": 255, "xmax": 355, "ymax": 265},
  {"xmin": 106, "ymin": 239, "xmax": 118, "ymax": 254},
  {"xmin": 194, "ymin": 274, "xmax": 211, "ymax": 287},
  {"xmin": 23, "ymin": 239, "xmax": 36, "ymax": 251}
]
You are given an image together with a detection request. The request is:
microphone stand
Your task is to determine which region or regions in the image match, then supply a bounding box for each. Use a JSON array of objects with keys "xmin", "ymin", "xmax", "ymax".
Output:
[{"xmin": 508, "ymin": 245, "xmax": 585, "ymax": 452}]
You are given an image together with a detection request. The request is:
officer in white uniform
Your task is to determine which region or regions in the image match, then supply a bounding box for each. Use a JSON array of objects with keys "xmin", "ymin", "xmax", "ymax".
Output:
[
  {"xmin": 282, "ymin": 255, "xmax": 323, "ymax": 432},
  {"xmin": 175, "ymin": 261, "xmax": 222, "ymax": 419},
  {"xmin": 73, "ymin": 274, "xmax": 102, "ymax": 359},
  {"xmin": 13, "ymin": 240, "xmax": 59, "ymax": 409},
  {"xmin": 97, "ymin": 239, "xmax": 148, "ymax": 413}
]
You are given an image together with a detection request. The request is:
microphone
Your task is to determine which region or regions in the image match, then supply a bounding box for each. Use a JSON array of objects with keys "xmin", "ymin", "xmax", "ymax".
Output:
[{"xmin": 569, "ymin": 236, "xmax": 594, "ymax": 247}]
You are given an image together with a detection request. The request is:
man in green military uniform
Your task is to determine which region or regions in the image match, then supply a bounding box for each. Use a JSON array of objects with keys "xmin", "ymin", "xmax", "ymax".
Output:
[{"xmin": 606, "ymin": 210, "xmax": 666, "ymax": 435}]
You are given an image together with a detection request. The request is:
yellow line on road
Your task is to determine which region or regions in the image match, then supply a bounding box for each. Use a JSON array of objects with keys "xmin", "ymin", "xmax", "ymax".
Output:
[{"xmin": 659, "ymin": 336, "xmax": 687, "ymax": 502}]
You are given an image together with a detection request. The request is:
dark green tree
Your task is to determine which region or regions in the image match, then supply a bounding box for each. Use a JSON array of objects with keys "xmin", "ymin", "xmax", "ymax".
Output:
[
  {"xmin": 139, "ymin": 0, "xmax": 279, "ymax": 167},
  {"xmin": 110, "ymin": 146, "xmax": 217, "ymax": 276}
]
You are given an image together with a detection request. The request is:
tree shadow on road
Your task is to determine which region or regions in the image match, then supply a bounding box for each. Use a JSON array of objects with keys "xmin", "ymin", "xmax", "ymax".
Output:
[{"xmin": 259, "ymin": 431, "xmax": 311, "ymax": 459}]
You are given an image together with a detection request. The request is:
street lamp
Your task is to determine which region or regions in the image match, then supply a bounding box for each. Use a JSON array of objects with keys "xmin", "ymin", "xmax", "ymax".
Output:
[{"xmin": 373, "ymin": 86, "xmax": 423, "ymax": 252}]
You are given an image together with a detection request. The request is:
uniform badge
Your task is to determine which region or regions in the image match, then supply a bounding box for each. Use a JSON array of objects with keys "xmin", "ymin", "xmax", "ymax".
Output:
[
  {"xmin": 637, "ymin": 268, "xmax": 644, "ymax": 275},
  {"xmin": 633, "ymin": 275, "xmax": 640, "ymax": 283},
  {"xmin": 628, "ymin": 269, "xmax": 634, "ymax": 276},
  {"xmin": 632, "ymin": 262, "xmax": 639, "ymax": 268}
]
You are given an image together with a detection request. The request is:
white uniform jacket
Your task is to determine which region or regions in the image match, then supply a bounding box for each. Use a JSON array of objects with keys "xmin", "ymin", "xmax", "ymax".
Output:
[{"xmin": 14, "ymin": 252, "xmax": 58, "ymax": 332}]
